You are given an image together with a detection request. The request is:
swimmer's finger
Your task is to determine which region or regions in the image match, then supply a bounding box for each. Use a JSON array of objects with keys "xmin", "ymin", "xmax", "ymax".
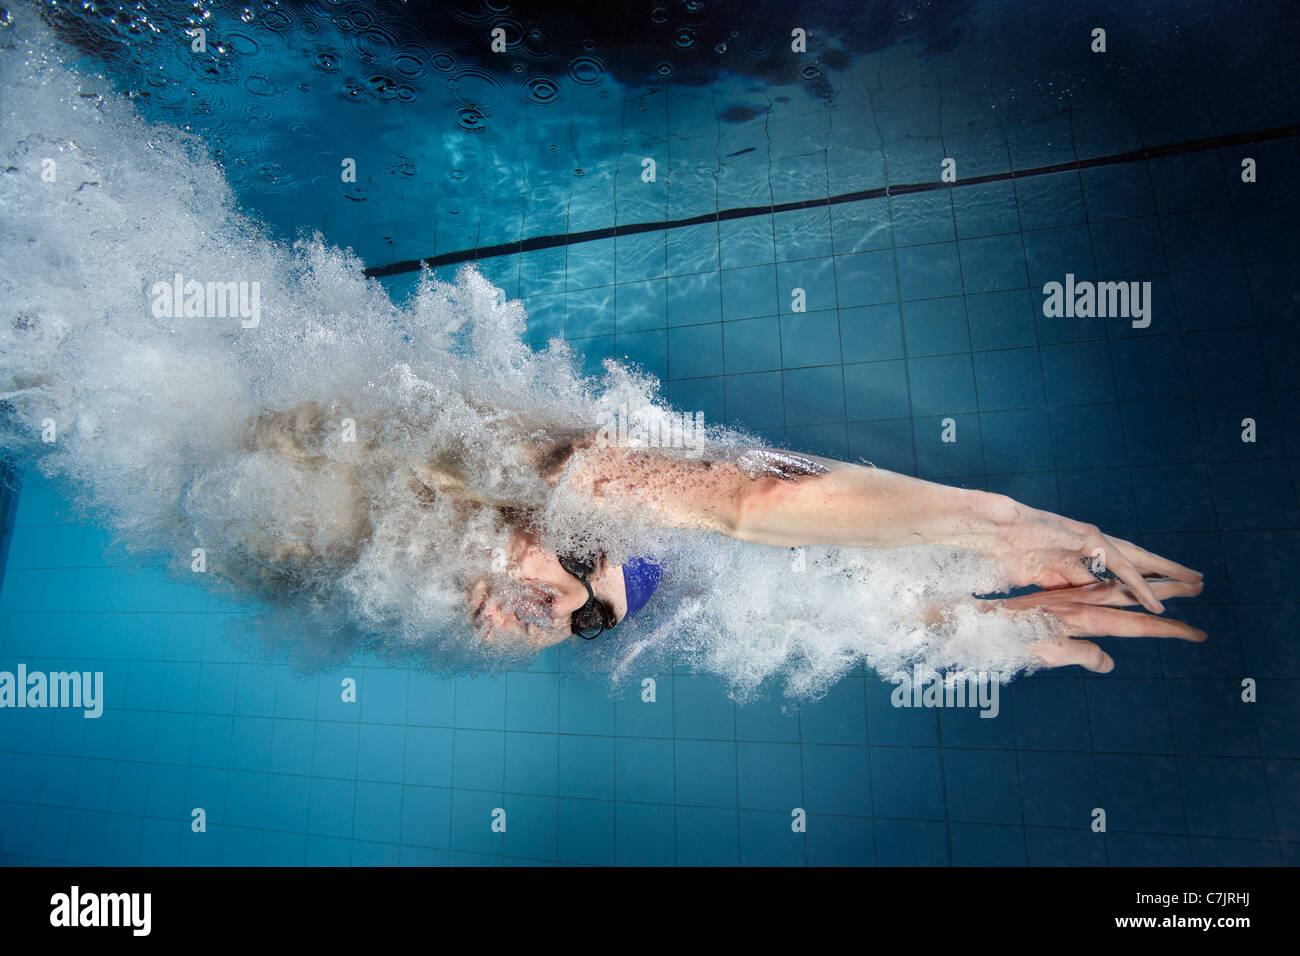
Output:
[
  {"xmin": 1029, "ymin": 638, "xmax": 1113, "ymax": 673},
  {"xmin": 999, "ymin": 578, "xmax": 1201, "ymax": 612},
  {"xmin": 999, "ymin": 582, "xmax": 1110, "ymax": 609},
  {"xmin": 1054, "ymin": 604, "xmax": 1207, "ymax": 642},
  {"xmin": 1074, "ymin": 578, "xmax": 1203, "ymax": 607},
  {"xmin": 1104, "ymin": 534, "xmax": 1203, "ymax": 584},
  {"xmin": 1097, "ymin": 539, "xmax": 1164, "ymax": 614}
]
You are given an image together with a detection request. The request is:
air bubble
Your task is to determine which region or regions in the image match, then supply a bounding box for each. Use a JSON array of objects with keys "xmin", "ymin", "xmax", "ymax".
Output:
[
  {"xmin": 566, "ymin": 54, "xmax": 606, "ymax": 85},
  {"xmin": 525, "ymin": 75, "xmax": 558, "ymax": 104}
]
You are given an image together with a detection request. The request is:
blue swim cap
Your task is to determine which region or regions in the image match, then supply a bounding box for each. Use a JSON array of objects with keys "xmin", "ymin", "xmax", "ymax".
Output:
[{"xmin": 620, "ymin": 557, "xmax": 662, "ymax": 621}]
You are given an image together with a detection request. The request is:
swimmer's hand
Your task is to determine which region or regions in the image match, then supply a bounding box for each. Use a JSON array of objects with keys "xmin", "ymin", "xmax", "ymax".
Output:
[
  {"xmin": 978, "ymin": 498, "xmax": 1203, "ymax": 614},
  {"xmin": 985, "ymin": 578, "xmax": 1206, "ymax": 672}
]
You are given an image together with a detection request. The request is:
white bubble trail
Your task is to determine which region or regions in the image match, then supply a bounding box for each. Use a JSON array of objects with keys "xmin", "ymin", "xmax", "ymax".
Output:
[{"xmin": 0, "ymin": 12, "xmax": 1052, "ymax": 699}]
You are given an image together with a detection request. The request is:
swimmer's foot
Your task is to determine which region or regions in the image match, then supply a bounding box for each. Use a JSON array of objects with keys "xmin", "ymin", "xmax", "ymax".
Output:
[{"xmin": 989, "ymin": 578, "xmax": 1206, "ymax": 673}]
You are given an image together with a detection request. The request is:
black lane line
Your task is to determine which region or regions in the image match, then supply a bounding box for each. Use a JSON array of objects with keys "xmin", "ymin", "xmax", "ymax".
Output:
[{"xmin": 362, "ymin": 122, "xmax": 1299, "ymax": 279}]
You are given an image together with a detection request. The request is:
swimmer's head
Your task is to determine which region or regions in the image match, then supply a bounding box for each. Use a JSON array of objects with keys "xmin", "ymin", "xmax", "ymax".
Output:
[{"xmin": 468, "ymin": 527, "xmax": 628, "ymax": 648}]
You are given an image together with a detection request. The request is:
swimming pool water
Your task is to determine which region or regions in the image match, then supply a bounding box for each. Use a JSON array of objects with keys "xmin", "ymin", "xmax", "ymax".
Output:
[{"xmin": 1, "ymin": 0, "xmax": 1298, "ymax": 866}]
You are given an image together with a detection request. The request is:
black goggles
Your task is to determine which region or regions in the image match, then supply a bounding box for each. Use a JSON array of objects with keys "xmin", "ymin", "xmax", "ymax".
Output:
[{"xmin": 558, "ymin": 554, "xmax": 617, "ymax": 640}]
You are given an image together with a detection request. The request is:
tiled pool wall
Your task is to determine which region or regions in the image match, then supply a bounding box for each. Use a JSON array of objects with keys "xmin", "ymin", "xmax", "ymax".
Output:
[{"xmin": 1, "ymin": 1, "xmax": 1298, "ymax": 865}]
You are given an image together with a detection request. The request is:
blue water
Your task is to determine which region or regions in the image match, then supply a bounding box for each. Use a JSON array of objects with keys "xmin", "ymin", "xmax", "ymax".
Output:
[{"xmin": 1, "ymin": 0, "xmax": 1298, "ymax": 865}]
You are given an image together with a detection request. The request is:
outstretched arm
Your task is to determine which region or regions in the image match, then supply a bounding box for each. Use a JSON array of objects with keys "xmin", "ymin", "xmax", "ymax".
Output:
[{"xmin": 557, "ymin": 444, "xmax": 1201, "ymax": 611}]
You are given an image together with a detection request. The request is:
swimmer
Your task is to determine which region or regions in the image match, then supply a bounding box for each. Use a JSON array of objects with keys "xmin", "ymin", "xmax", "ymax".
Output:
[
  {"xmin": 251, "ymin": 404, "xmax": 1204, "ymax": 672},
  {"xmin": 0, "ymin": 19, "xmax": 1205, "ymax": 690}
]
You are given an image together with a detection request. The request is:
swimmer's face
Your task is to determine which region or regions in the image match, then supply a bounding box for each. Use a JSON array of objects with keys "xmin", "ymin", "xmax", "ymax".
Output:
[{"xmin": 468, "ymin": 528, "xmax": 627, "ymax": 649}]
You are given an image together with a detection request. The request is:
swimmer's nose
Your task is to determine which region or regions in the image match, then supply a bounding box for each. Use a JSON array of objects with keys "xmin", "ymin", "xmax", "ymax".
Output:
[{"xmin": 552, "ymin": 588, "xmax": 587, "ymax": 618}]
